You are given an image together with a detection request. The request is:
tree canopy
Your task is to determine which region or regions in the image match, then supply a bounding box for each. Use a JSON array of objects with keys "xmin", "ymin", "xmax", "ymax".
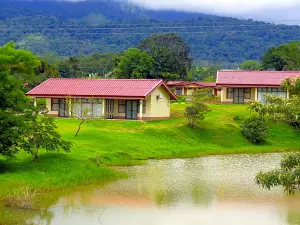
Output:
[
  {"xmin": 138, "ymin": 33, "xmax": 192, "ymax": 79},
  {"xmin": 256, "ymin": 152, "xmax": 300, "ymax": 195},
  {"xmin": 261, "ymin": 42, "xmax": 300, "ymax": 71},
  {"xmin": 113, "ymin": 48, "xmax": 154, "ymax": 79},
  {"xmin": 0, "ymin": 42, "xmax": 40, "ymax": 82}
]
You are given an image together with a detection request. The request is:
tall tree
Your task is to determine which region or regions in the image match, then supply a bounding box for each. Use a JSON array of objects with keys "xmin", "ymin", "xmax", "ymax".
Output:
[
  {"xmin": 113, "ymin": 48, "xmax": 154, "ymax": 79},
  {"xmin": 0, "ymin": 42, "xmax": 71, "ymax": 158},
  {"xmin": 0, "ymin": 70, "xmax": 30, "ymax": 157},
  {"xmin": 138, "ymin": 33, "xmax": 192, "ymax": 79}
]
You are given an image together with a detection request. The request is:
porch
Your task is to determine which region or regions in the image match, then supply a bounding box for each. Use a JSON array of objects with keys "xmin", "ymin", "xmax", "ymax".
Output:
[
  {"xmin": 34, "ymin": 97, "xmax": 148, "ymax": 120},
  {"xmin": 220, "ymin": 87, "xmax": 288, "ymax": 104}
]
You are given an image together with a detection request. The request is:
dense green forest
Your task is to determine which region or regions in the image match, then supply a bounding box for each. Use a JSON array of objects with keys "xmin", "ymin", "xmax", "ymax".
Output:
[{"xmin": 1, "ymin": 0, "xmax": 300, "ymax": 66}]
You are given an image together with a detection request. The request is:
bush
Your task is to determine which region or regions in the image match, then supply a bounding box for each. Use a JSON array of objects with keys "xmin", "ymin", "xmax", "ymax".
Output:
[
  {"xmin": 241, "ymin": 115, "xmax": 268, "ymax": 143},
  {"xmin": 185, "ymin": 103, "xmax": 210, "ymax": 127}
]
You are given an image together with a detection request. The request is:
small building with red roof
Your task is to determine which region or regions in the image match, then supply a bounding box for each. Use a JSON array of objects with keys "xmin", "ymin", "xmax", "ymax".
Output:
[
  {"xmin": 166, "ymin": 81, "xmax": 217, "ymax": 96},
  {"xmin": 27, "ymin": 78, "xmax": 177, "ymax": 120},
  {"xmin": 216, "ymin": 70, "xmax": 299, "ymax": 104}
]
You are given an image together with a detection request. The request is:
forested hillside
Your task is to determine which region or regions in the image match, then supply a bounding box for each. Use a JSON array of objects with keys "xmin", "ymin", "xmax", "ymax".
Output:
[{"xmin": 1, "ymin": 0, "xmax": 300, "ymax": 65}]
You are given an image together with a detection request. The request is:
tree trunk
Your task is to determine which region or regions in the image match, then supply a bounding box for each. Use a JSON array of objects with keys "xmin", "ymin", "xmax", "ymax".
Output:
[
  {"xmin": 75, "ymin": 120, "xmax": 84, "ymax": 136},
  {"xmin": 33, "ymin": 149, "xmax": 39, "ymax": 161}
]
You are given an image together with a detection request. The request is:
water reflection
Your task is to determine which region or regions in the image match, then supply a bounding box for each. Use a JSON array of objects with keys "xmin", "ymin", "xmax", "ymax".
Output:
[{"xmin": 3, "ymin": 153, "xmax": 300, "ymax": 225}]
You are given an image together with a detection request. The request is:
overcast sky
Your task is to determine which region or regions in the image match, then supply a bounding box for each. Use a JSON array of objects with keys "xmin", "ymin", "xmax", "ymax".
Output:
[{"xmin": 124, "ymin": 0, "xmax": 300, "ymax": 24}]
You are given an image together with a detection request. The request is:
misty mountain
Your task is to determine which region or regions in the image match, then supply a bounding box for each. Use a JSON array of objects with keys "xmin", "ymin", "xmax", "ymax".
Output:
[{"xmin": 1, "ymin": 0, "xmax": 300, "ymax": 65}]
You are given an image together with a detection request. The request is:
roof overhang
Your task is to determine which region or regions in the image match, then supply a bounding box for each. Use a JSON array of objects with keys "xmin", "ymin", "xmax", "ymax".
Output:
[
  {"xmin": 27, "ymin": 94, "xmax": 147, "ymax": 100},
  {"xmin": 216, "ymin": 84, "xmax": 281, "ymax": 87}
]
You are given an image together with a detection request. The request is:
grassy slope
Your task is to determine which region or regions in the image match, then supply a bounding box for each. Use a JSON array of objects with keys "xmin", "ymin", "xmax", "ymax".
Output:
[{"xmin": 1, "ymin": 103, "xmax": 300, "ymax": 199}]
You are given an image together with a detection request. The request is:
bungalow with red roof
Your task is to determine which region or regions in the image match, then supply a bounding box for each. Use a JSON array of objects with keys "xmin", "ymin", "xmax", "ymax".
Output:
[
  {"xmin": 166, "ymin": 81, "xmax": 217, "ymax": 96},
  {"xmin": 27, "ymin": 79, "xmax": 177, "ymax": 120},
  {"xmin": 216, "ymin": 70, "xmax": 299, "ymax": 104}
]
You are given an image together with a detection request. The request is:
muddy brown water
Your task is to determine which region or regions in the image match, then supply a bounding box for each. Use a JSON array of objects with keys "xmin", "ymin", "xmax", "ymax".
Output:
[{"xmin": 3, "ymin": 153, "xmax": 300, "ymax": 225}]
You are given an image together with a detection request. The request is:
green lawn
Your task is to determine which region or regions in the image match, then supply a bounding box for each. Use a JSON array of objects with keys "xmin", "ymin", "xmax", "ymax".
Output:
[{"xmin": 1, "ymin": 103, "xmax": 300, "ymax": 199}]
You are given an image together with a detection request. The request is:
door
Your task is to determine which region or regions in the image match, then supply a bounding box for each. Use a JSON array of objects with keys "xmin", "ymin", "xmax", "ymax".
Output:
[
  {"xmin": 126, "ymin": 100, "xmax": 138, "ymax": 120},
  {"xmin": 59, "ymin": 99, "xmax": 69, "ymax": 117},
  {"xmin": 233, "ymin": 88, "xmax": 245, "ymax": 104},
  {"xmin": 105, "ymin": 99, "xmax": 114, "ymax": 119}
]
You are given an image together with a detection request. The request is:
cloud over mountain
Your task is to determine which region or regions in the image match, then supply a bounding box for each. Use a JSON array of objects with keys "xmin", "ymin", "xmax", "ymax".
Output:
[{"xmin": 126, "ymin": 0, "xmax": 300, "ymax": 23}]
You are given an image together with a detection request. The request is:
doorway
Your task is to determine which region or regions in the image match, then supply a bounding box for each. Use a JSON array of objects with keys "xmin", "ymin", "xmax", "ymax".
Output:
[
  {"xmin": 59, "ymin": 99, "xmax": 69, "ymax": 117},
  {"xmin": 126, "ymin": 100, "xmax": 138, "ymax": 120},
  {"xmin": 233, "ymin": 88, "xmax": 245, "ymax": 104}
]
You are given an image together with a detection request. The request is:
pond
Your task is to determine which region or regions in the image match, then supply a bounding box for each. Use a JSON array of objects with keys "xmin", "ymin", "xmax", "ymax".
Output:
[{"xmin": 3, "ymin": 153, "xmax": 300, "ymax": 225}]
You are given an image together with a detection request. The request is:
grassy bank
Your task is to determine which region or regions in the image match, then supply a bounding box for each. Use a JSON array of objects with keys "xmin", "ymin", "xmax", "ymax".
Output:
[{"xmin": 1, "ymin": 103, "xmax": 300, "ymax": 200}]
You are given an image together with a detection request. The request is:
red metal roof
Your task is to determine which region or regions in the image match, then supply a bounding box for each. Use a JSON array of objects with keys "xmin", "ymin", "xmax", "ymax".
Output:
[
  {"xmin": 27, "ymin": 78, "xmax": 177, "ymax": 100},
  {"xmin": 217, "ymin": 70, "xmax": 300, "ymax": 87},
  {"xmin": 167, "ymin": 81, "xmax": 216, "ymax": 88}
]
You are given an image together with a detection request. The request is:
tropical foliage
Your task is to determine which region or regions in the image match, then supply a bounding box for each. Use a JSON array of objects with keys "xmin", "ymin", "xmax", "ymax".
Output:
[
  {"xmin": 241, "ymin": 115, "xmax": 268, "ymax": 143},
  {"xmin": 0, "ymin": 42, "xmax": 72, "ymax": 159},
  {"xmin": 138, "ymin": 33, "xmax": 192, "ymax": 79},
  {"xmin": 114, "ymin": 48, "xmax": 154, "ymax": 78},
  {"xmin": 256, "ymin": 152, "xmax": 300, "ymax": 195}
]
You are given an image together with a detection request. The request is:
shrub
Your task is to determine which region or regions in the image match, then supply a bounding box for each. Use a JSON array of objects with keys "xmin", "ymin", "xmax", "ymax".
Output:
[
  {"xmin": 185, "ymin": 103, "xmax": 210, "ymax": 127},
  {"xmin": 241, "ymin": 115, "xmax": 268, "ymax": 143}
]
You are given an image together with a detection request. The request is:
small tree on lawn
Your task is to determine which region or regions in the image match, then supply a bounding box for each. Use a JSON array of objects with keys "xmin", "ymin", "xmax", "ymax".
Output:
[
  {"xmin": 21, "ymin": 110, "xmax": 72, "ymax": 160},
  {"xmin": 256, "ymin": 152, "xmax": 300, "ymax": 195},
  {"xmin": 67, "ymin": 97, "xmax": 98, "ymax": 136},
  {"xmin": 185, "ymin": 90, "xmax": 210, "ymax": 127}
]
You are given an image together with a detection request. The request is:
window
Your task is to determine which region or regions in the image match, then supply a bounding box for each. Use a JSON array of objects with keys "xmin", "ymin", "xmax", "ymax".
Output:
[
  {"xmin": 257, "ymin": 87, "xmax": 287, "ymax": 104},
  {"xmin": 51, "ymin": 98, "xmax": 59, "ymax": 111},
  {"xmin": 244, "ymin": 88, "xmax": 251, "ymax": 99},
  {"xmin": 118, "ymin": 100, "xmax": 126, "ymax": 113},
  {"xmin": 226, "ymin": 88, "xmax": 233, "ymax": 99},
  {"xmin": 137, "ymin": 100, "xmax": 146, "ymax": 114},
  {"xmin": 175, "ymin": 88, "xmax": 183, "ymax": 95}
]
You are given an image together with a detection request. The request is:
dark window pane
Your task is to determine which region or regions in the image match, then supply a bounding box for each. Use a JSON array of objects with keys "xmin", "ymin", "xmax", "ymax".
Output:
[
  {"xmin": 118, "ymin": 100, "xmax": 125, "ymax": 113},
  {"xmin": 51, "ymin": 98, "xmax": 59, "ymax": 111}
]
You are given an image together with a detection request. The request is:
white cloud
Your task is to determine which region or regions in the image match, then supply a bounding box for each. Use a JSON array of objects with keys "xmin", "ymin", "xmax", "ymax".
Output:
[{"xmin": 126, "ymin": 0, "xmax": 300, "ymax": 24}]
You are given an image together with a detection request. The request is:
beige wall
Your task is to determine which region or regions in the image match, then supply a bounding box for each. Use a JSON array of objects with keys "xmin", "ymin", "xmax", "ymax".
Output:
[
  {"xmin": 45, "ymin": 98, "xmax": 59, "ymax": 116},
  {"xmin": 220, "ymin": 87, "xmax": 233, "ymax": 103},
  {"xmin": 149, "ymin": 86, "xmax": 171, "ymax": 118}
]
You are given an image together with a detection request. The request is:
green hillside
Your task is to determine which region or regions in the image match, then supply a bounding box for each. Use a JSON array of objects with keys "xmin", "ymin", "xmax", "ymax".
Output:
[{"xmin": 1, "ymin": 1, "xmax": 300, "ymax": 64}]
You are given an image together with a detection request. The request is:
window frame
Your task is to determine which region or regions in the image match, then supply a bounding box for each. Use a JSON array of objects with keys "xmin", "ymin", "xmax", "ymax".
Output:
[
  {"xmin": 118, "ymin": 100, "xmax": 126, "ymax": 113},
  {"xmin": 244, "ymin": 88, "xmax": 251, "ymax": 99},
  {"xmin": 226, "ymin": 88, "xmax": 233, "ymax": 99},
  {"xmin": 51, "ymin": 98, "xmax": 60, "ymax": 111}
]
